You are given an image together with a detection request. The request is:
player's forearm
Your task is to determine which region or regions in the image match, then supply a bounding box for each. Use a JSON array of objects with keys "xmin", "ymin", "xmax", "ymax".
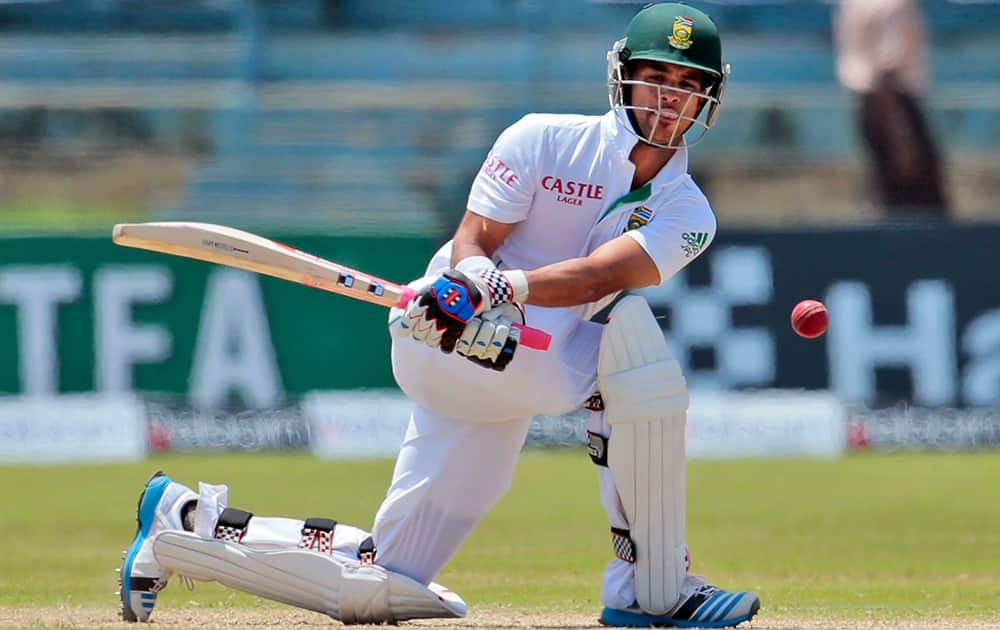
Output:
[
  {"xmin": 519, "ymin": 237, "xmax": 659, "ymax": 307},
  {"xmin": 449, "ymin": 251, "xmax": 614, "ymax": 307},
  {"xmin": 521, "ymin": 257, "xmax": 620, "ymax": 307}
]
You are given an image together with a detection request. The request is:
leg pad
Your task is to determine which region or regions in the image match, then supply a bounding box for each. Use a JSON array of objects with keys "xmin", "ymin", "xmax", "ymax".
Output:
[
  {"xmin": 152, "ymin": 530, "xmax": 466, "ymax": 624},
  {"xmin": 598, "ymin": 296, "xmax": 689, "ymax": 616}
]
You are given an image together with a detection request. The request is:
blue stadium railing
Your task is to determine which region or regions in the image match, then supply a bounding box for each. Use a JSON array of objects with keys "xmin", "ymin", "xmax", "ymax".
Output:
[
  {"xmin": 0, "ymin": 0, "xmax": 996, "ymax": 232},
  {"xmin": 0, "ymin": 0, "xmax": 997, "ymax": 34}
]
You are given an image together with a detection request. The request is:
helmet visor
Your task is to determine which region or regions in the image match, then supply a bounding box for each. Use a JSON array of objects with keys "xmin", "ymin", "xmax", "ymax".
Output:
[
  {"xmin": 607, "ymin": 40, "xmax": 728, "ymax": 149},
  {"xmin": 612, "ymin": 79, "xmax": 721, "ymax": 148}
]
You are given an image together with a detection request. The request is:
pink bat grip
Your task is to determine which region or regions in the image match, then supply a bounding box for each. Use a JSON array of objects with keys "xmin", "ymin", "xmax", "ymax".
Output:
[
  {"xmin": 396, "ymin": 287, "xmax": 551, "ymax": 351},
  {"xmin": 512, "ymin": 325, "xmax": 552, "ymax": 351}
]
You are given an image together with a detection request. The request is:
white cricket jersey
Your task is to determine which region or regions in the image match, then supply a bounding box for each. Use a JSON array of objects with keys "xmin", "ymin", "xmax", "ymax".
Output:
[
  {"xmin": 432, "ymin": 110, "xmax": 717, "ymax": 320},
  {"xmin": 394, "ymin": 111, "xmax": 718, "ymax": 422}
]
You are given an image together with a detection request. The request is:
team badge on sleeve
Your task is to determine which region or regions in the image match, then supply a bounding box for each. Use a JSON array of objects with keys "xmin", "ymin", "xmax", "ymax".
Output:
[
  {"xmin": 668, "ymin": 16, "xmax": 694, "ymax": 50},
  {"xmin": 625, "ymin": 206, "xmax": 654, "ymax": 232}
]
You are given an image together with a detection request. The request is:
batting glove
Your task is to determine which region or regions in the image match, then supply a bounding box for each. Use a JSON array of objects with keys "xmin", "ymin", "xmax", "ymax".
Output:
[
  {"xmin": 455, "ymin": 302, "xmax": 525, "ymax": 371},
  {"xmin": 400, "ymin": 268, "xmax": 528, "ymax": 353}
]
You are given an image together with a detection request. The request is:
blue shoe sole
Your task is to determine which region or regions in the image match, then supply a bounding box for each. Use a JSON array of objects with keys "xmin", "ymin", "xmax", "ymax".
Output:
[
  {"xmin": 599, "ymin": 597, "xmax": 760, "ymax": 628},
  {"xmin": 119, "ymin": 471, "xmax": 171, "ymax": 621}
]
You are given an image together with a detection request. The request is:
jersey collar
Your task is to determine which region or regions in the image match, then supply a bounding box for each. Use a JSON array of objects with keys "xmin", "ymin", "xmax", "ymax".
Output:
[{"xmin": 600, "ymin": 110, "xmax": 689, "ymax": 194}]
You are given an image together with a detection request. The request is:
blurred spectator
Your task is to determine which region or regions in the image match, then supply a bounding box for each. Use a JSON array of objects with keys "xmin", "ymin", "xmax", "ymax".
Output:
[{"xmin": 835, "ymin": 0, "xmax": 950, "ymax": 218}]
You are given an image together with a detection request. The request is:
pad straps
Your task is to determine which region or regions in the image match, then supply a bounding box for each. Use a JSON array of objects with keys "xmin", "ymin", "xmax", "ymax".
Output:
[
  {"xmin": 214, "ymin": 507, "xmax": 253, "ymax": 543},
  {"xmin": 588, "ymin": 431, "xmax": 637, "ymax": 564},
  {"xmin": 587, "ymin": 431, "xmax": 609, "ymax": 467},
  {"xmin": 611, "ymin": 527, "xmax": 637, "ymax": 564},
  {"xmin": 358, "ymin": 536, "xmax": 377, "ymax": 565},
  {"xmin": 299, "ymin": 517, "xmax": 337, "ymax": 554},
  {"xmin": 215, "ymin": 509, "xmax": 378, "ymax": 565}
]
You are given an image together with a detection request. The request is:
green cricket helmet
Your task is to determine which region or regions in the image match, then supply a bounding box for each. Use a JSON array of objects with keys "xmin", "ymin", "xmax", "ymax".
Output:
[{"xmin": 607, "ymin": 2, "xmax": 731, "ymax": 148}]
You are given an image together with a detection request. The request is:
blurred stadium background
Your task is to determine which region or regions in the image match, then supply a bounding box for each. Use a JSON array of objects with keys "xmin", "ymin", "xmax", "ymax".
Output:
[{"xmin": 1, "ymin": 0, "xmax": 998, "ymax": 625}]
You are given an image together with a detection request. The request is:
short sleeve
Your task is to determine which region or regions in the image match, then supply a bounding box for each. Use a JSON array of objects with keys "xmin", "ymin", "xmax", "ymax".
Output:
[
  {"xmin": 466, "ymin": 115, "xmax": 542, "ymax": 224},
  {"xmin": 624, "ymin": 195, "xmax": 718, "ymax": 284}
]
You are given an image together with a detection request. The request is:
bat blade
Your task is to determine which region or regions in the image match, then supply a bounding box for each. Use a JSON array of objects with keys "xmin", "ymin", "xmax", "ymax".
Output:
[
  {"xmin": 113, "ymin": 221, "xmax": 403, "ymax": 308},
  {"xmin": 112, "ymin": 222, "xmax": 551, "ymax": 351}
]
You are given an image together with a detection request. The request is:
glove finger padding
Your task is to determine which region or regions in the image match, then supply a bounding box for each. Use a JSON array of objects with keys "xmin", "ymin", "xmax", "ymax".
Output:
[
  {"xmin": 469, "ymin": 320, "xmax": 503, "ymax": 361},
  {"xmin": 475, "ymin": 320, "xmax": 508, "ymax": 361},
  {"xmin": 406, "ymin": 292, "xmax": 445, "ymax": 349},
  {"xmin": 455, "ymin": 321, "xmax": 481, "ymax": 356},
  {"xmin": 457, "ymin": 303, "xmax": 524, "ymax": 371},
  {"xmin": 421, "ymin": 290, "xmax": 460, "ymax": 352}
]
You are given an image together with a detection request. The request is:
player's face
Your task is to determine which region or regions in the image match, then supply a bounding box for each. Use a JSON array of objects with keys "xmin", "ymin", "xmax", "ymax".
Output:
[{"xmin": 627, "ymin": 61, "xmax": 707, "ymax": 145}]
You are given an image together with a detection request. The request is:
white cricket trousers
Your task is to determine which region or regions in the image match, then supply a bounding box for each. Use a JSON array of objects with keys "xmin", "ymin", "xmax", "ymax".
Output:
[
  {"xmin": 378, "ymin": 303, "xmax": 646, "ymax": 608},
  {"xmin": 368, "ymin": 402, "xmax": 640, "ymax": 610},
  {"xmin": 213, "ymin": 404, "xmax": 637, "ymax": 609},
  {"xmin": 203, "ymin": 304, "xmax": 660, "ymax": 610},
  {"xmin": 374, "ymin": 304, "xmax": 601, "ymax": 584},
  {"xmin": 370, "ymin": 406, "xmax": 533, "ymax": 584}
]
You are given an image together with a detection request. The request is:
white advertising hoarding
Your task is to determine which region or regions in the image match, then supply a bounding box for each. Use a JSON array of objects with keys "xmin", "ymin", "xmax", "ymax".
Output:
[
  {"xmin": 0, "ymin": 394, "xmax": 147, "ymax": 463},
  {"xmin": 687, "ymin": 390, "xmax": 846, "ymax": 459},
  {"xmin": 304, "ymin": 390, "xmax": 414, "ymax": 459},
  {"xmin": 305, "ymin": 389, "xmax": 846, "ymax": 460}
]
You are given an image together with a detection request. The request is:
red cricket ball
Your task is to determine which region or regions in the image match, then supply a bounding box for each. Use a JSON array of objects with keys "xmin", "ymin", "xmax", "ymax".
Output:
[{"xmin": 791, "ymin": 299, "xmax": 828, "ymax": 339}]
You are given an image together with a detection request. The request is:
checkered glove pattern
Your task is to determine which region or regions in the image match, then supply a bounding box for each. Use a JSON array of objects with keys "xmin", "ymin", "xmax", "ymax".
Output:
[{"xmin": 476, "ymin": 267, "xmax": 515, "ymax": 309}]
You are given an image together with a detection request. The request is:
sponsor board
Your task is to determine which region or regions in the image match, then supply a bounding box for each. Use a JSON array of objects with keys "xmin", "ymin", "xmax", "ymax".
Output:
[
  {"xmin": 687, "ymin": 390, "xmax": 846, "ymax": 459},
  {"xmin": 146, "ymin": 403, "xmax": 310, "ymax": 451},
  {"xmin": 305, "ymin": 389, "xmax": 846, "ymax": 460},
  {"xmin": 638, "ymin": 224, "xmax": 1000, "ymax": 408},
  {"xmin": 0, "ymin": 393, "xmax": 146, "ymax": 463},
  {"xmin": 1, "ymin": 225, "xmax": 995, "ymax": 409},
  {"xmin": 0, "ymin": 234, "xmax": 434, "ymax": 408},
  {"xmin": 848, "ymin": 405, "xmax": 1000, "ymax": 450},
  {"xmin": 303, "ymin": 390, "xmax": 413, "ymax": 459}
]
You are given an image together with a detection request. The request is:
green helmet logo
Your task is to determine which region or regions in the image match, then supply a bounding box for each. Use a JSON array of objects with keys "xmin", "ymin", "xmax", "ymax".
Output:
[
  {"xmin": 607, "ymin": 2, "xmax": 731, "ymax": 148},
  {"xmin": 668, "ymin": 15, "xmax": 694, "ymax": 50}
]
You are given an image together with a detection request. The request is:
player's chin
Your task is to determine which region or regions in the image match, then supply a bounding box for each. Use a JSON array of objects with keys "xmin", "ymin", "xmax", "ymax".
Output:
[
  {"xmin": 647, "ymin": 125, "xmax": 683, "ymax": 146},
  {"xmin": 640, "ymin": 112, "xmax": 677, "ymax": 136}
]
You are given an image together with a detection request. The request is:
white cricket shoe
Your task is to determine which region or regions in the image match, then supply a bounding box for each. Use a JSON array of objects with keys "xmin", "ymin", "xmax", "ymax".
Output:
[
  {"xmin": 599, "ymin": 574, "xmax": 760, "ymax": 628},
  {"xmin": 118, "ymin": 471, "xmax": 197, "ymax": 622}
]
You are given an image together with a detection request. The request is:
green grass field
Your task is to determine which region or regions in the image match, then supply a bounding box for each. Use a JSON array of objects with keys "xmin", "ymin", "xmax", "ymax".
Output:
[
  {"xmin": 0, "ymin": 199, "xmax": 146, "ymax": 234},
  {"xmin": 1, "ymin": 450, "xmax": 998, "ymax": 624}
]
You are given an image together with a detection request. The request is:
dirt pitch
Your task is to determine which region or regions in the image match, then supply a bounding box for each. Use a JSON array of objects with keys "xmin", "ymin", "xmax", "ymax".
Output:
[{"xmin": 2, "ymin": 608, "xmax": 999, "ymax": 630}]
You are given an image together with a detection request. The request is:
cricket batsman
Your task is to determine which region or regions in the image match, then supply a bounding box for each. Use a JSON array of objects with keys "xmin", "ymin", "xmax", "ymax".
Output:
[{"xmin": 119, "ymin": 4, "xmax": 760, "ymax": 627}]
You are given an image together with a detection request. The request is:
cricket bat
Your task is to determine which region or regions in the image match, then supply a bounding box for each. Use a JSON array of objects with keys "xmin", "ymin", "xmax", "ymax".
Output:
[{"xmin": 112, "ymin": 221, "xmax": 551, "ymax": 350}]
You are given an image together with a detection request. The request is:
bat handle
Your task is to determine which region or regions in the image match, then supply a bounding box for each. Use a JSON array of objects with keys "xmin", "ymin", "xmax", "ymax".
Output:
[
  {"xmin": 511, "ymin": 323, "xmax": 552, "ymax": 351},
  {"xmin": 396, "ymin": 287, "xmax": 551, "ymax": 351}
]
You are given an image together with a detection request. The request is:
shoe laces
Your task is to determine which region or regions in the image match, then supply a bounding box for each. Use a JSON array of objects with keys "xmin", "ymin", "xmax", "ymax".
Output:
[
  {"xmin": 149, "ymin": 576, "xmax": 170, "ymax": 594},
  {"xmin": 178, "ymin": 575, "xmax": 196, "ymax": 591},
  {"xmin": 683, "ymin": 574, "xmax": 721, "ymax": 598}
]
